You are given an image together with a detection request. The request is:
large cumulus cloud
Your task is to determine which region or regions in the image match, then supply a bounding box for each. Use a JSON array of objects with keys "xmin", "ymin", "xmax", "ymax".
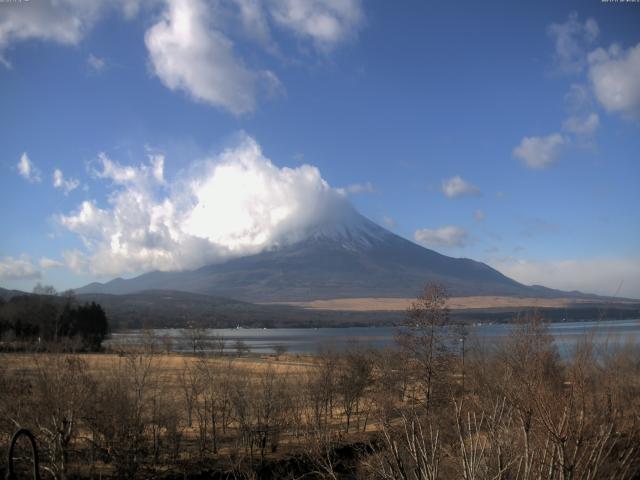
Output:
[{"xmin": 59, "ymin": 134, "xmax": 349, "ymax": 276}]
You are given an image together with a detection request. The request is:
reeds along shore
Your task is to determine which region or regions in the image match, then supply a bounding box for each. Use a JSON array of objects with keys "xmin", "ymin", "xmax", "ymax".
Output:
[{"xmin": 0, "ymin": 311, "xmax": 639, "ymax": 479}]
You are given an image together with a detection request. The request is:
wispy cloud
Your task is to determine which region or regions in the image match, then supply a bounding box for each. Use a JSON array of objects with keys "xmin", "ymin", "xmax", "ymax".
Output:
[
  {"xmin": 513, "ymin": 133, "xmax": 566, "ymax": 169},
  {"xmin": 336, "ymin": 182, "xmax": 375, "ymax": 196},
  {"xmin": 561, "ymin": 84, "xmax": 599, "ymax": 141},
  {"xmin": 547, "ymin": 12, "xmax": 599, "ymax": 74},
  {"xmin": 414, "ymin": 225, "xmax": 469, "ymax": 248},
  {"xmin": 489, "ymin": 257, "xmax": 640, "ymax": 299},
  {"xmin": 513, "ymin": 14, "xmax": 607, "ymax": 169},
  {"xmin": 87, "ymin": 53, "xmax": 106, "ymax": 72},
  {"xmin": 562, "ymin": 112, "xmax": 599, "ymax": 135},
  {"xmin": 91, "ymin": 151, "xmax": 165, "ymax": 185},
  {"xmin": 0, "ymin": 256, "xmax": 41, "ymax": 281},
  {"xmin": 16, "ymin": 152, "xmax": 42, "ymax": 183},
  {"xmin": 268, "ymin": 0, "xmax": 364, "ymax": 52},
  {"xmin": 442, "ymin": 175, "xmax": 481, "ymax": 198},
  {"xmin": 39, "ymin": 257, "xmax": 64, "ymax": 269},
  {"xmin": 53, "ymin": 169, "xmax": 80, "ymax": 194},
  {"xmin": 0, "ymin": 1, "xmax": 140, "ymax": 68},
  {"xmin": 0, "ymin": 0, "xmax": 365, "ymax": 114},
  {"xmin": 144, "ymin": 0, "xmax": 363, "ymax": 114},
  {"xmin": 382, "ymin": 216, "xmax": 396, "ymax": 229},
  {"xmin": 520, "ymin": 218, "xmax": 560, "ymax": 238}
]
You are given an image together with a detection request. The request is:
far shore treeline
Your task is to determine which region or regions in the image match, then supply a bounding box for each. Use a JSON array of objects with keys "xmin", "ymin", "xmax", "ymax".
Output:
[{"xmin": 0, "ymin": 284, "xmax": 109, "ymax": 351}]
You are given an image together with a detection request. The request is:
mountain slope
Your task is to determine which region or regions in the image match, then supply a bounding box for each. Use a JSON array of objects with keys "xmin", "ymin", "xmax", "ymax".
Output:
[{"xmin": 75, "ymin": 211, "xmax": 578, "ymax": 302}]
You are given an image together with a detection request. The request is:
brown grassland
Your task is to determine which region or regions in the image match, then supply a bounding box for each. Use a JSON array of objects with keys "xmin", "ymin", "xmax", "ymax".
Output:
[
  {"xmin": 275, "ymin": 296, "xmax": 629, "ymax": 312},
  {"xmin": 0, "ymin": 286, "xmax": 639, "ymax": 479}
]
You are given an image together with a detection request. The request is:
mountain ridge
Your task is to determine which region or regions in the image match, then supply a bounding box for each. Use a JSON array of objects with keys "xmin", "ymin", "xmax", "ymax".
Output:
[{"xmin": 74, "ymin": 211, "xmax": 603, "ymax": 302}]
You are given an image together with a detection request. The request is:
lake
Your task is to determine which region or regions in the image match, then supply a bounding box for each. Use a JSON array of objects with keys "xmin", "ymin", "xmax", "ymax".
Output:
[{"xmin": 107, "ymin": 319, "xmax": 640, "ymax": 357}]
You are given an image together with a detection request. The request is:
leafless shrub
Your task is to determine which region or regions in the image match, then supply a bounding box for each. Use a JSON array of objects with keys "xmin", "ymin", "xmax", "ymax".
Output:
[
  {"xmin": 366, "ymin": 408, "xmax": 441, "ymax": 480},
  {"xmin": 30, "ymin": 355, "xmax": 93, "ymax": 479},
  {"xmin": 84, "ymin": 351, "xmax": 158, "ymax": 479}
]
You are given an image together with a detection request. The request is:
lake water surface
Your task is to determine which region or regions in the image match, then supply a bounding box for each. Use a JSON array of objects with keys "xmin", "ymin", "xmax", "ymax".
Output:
[{"xmin": 108, "ymin": 319, "xmax": 640, "ymax": 357}]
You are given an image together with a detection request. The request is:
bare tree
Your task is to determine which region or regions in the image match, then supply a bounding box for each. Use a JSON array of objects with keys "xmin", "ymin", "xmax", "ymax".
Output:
[
  {"xmin": 273, "ymin": 344, "xmax": 288, "ymax": 359},
  {"xmin": 182, "ymin": 324, "xmax": 207, "ymax": 354},
  {"xmin": 178, "ymin": 360, "xmax": 199, "ymax": 428},
  {"xmin": 234, "ymin": 339, "xmax": 250, "ymax": 356},
  {"xmin": 398, "ymin": 283, "xmax": 451, "ymax": 410},
  {"xmin": 337, "ymin": 347, "xmax": 373, "ymax": 433},
  {"xmin": 306, "ymin": 346, "xmax": 338, "ymax": 431},
  {"xmin": 32, "ymin": 283, "xmax": 57, "ymax": 296},
  {"xmin": 194, "ymin": 356, "xmax": 234, "ymax": 454},
  {"xmin": 208, "ymin": 333, "xmax": 226, "ymax": 356}
]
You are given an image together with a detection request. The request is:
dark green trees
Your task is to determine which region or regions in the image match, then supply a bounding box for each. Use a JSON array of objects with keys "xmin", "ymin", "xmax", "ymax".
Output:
[
  {"xmin": 0, "ymin": 294, "xmax": 109, "ymax": 351},
  {"xmin": 58, "ymin": 301, "xmax": 109, "ymax": 350}
]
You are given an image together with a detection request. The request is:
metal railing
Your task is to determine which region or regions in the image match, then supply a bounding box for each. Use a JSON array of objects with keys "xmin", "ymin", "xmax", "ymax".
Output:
[{"xmin": 5, "ymin": 429, "xmax": 40, "ymax": 480}]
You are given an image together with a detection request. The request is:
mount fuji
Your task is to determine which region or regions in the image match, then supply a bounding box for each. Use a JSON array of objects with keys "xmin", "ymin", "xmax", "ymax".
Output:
[{"xmin": 75, "ymin": 206, "xmax": 578, "ymax": 302}]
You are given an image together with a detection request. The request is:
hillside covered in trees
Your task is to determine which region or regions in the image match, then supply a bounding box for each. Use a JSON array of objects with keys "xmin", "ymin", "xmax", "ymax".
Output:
[{"xmin": 0, "ymin": 284, "xmax": 109, "ymax": 351}]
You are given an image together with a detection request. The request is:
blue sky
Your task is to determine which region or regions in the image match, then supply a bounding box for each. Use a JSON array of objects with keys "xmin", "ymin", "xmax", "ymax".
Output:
[{"xmin": 0, "ymin": 0, "xmax": 639, "ymax": 297}]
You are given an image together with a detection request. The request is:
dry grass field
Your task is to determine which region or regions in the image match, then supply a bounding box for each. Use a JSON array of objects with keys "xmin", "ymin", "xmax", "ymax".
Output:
[
  {"xmin": 276, "ymin": 295, "xmax": 621, "ymax": 311},
  {"xmin": 0, "ymin": 351, "xmax": 316, "ymax": 376}
]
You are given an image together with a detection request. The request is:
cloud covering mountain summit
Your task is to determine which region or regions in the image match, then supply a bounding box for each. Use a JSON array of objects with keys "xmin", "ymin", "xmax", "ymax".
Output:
[{"xmin": 59, "ymin": 134, "xmax": 354, "ymax": 277}]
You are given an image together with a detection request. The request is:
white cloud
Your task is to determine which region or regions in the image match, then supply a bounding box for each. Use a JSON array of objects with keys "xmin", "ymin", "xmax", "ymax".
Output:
[
  {"xmin": 0, "ymin": 256, "xmax": 41, "ymax": 281},
  {"xmin": 87, "ymin": 53, "xmax": 106, "ymax": 72},
  {"xmin": 1, "ymin": 0, "xmax": 363, "ymax": 113},
  {"xmin": 489, "ymin": 257, "xmax": 640, "ymax": 299},
  {"xmin": 414, "ymin": 226, "xmax": 469, "ymax": 248},
  {"xmin": 232, "ymin": 0, "xmax": 273, "ymax": 46},
  {"xmin": 588, "ymin": 43, "xmax": 640, "ymax": 118},
  {"xmin": 562, "ymin": 112, "xmax": 599, "ymax": 135},
  {"xmin": 382, "ymin": 216, "xmax": 396, "ymax": 229},
  {"xmin": 442, "ymin": 175, "xmax": 481, "ymax": 198},
  {"xmin": 474, "ymin": 209, "xmax": 485, "ymax": 222},
  {"xmin": 39, "ymin": 257, "xmax": 64, "ymax": 269},
  {"xmin": 547, "ymin": 12, "xmax": 598, "ymax": 74},
  {"xmin": 53, "ymin": 169, "xmax": 80, "ymax": 194},
  {"xmin": 513, "ymin": 133, "xmax": 566, "ymax": 169},
  {"xmin": 564, "ymin": 83, "xmax": 592, "ymax": 113},
  {"xmin": 16, "ymin": 152, "xmax": 41, "ymax": 183},
  {"xmin": 336, "ymin": 181, "xmax": 375, "ymax": 196},
  {"xmin": 561, "ymin": 84, "xmax": 599, "ymax": 143},
  {"xmin": 59, "ymin": 134, "xmax": 351, "ymax": 276},
  {"xmin": 62, "ymin": 250, "xmax": 89, "ymax": 274},
  {"xmin": 0, "ymin": 1, "xmax": 100, "ymax": 67},
  {"xmin": 268, "ymin": 0, "xmax": 363, "ymax": 52},
  {"xmin": 0, "ymin": 0, "xmax": 141, "ymax": 68},
  {"xmin": 92, "ymin": 151, "xmax": 165, "ymax": 185},
  {"xmin": 145, "ymin": 0, "xmax": 279, "ymax": 115}
]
